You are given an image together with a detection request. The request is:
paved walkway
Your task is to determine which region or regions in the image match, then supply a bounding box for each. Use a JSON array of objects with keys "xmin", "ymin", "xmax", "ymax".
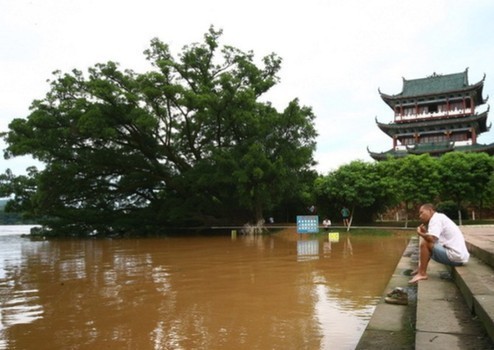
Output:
[
  {"xmin": 462, "ymin": 225, "xmax": 494, "ymax": 268},
  {"xmin": 463, "ymin": 225, "xmax": 494, "ymax": 244},
  {"xmin": 357, "ymin": 225, "xmax": 494, "ymax": 349}
]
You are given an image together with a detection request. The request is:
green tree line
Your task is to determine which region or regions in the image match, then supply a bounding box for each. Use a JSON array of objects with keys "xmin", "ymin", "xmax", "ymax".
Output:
[
  {"xmin": 1, "ymin": 27, "xmax": 494, "ymax": 235},
  {"xmin": 314, "ymin": 152, "xmax": 494, "ymax": 228}
]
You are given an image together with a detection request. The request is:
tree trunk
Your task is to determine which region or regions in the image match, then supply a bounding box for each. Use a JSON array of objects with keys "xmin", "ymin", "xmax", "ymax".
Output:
[{"xmin": 346, "ymin": 205, "xmax": 355, "ymax": 232}]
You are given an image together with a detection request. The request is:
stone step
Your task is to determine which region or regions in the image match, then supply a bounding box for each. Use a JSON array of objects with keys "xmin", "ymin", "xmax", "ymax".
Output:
[
  {"xmin": 415, "ymin": 258, "xmax": 493, "ymax": 349},
  {"xmin": 356, "ymin": 238, "xmax": 417, "ymax": 349},
  {"xmin": 452, "ymin": 254, "xmax": 494, "ymax": 346},
  {"xmin": 463, "ymin": 226, "xmax": 494, "ymax": 270},
  {"xmin": 358, "ymin": 233, "xmax": 494, "ymax": 349},
  {"xmin": 458, "ymin": 226, "xmax": 494, "ymax": 346},
  {"xmin": 414, "ymin": 225, "xmax": 494, "ymax": 349}
]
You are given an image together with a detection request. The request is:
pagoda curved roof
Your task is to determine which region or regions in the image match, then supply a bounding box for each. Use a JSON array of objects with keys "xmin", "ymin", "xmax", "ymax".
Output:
[
  {"xmin": 379, "ymin": 68, "xmax": 486, "ymax": 108},
  {"xmin": 406, "ymin": 141, "xmax": 455, "ymax": 155},
  {"xmin": 375, "ymin": 110, "xmax": 490, "ymax": 137},
  {"xmin": 367, "ymin": 147, "xmax": 408, "ymax": 161},
  {"xmin": 368, "ymin": 142, "xmax": 494, "ymax": 161}
]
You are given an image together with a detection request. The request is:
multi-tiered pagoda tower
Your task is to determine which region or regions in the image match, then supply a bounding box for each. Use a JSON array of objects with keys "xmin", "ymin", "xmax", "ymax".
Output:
[{"xmin": 368, "ymin": 69, "xmax": 494, "ymax": 160}]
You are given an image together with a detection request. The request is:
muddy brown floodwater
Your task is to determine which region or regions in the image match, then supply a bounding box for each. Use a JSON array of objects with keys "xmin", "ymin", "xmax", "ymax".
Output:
[{"xmin": 0, "ymin": 226, "xmax": 409, "ymax": 350}]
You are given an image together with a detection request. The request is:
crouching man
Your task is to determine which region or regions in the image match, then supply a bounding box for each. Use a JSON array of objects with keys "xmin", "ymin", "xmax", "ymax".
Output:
[{"xmin": 409, "ymin": 203, "xmax": 470, "ymax": 284}]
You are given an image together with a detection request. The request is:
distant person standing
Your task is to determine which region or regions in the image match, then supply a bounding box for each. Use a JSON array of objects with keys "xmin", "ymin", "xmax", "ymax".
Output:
[
  {"xmin": 341, "ymin": 207, "xmax": 350, "ymax": 227},
  {"xmin": 308, "ymin": 205, "xmax": 317, "ymax": 214}
]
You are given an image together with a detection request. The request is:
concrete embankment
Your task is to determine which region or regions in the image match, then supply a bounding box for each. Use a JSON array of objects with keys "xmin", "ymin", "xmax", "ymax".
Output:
[{"xmin": 358, "ymin": 226, "xmax": 494, "ymax": 350}]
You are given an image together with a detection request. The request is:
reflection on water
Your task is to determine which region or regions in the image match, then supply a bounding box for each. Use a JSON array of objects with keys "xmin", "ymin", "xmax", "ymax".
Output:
[
  {"xmin": 297, "ymin": 239, "xmax": 320, "ymax": 261},
  {"xmin": 0, "ymin": 226, "xmax": 409, "ymax": 350}
]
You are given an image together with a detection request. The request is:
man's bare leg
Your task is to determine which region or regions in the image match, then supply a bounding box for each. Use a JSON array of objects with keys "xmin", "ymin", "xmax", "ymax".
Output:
[{"xmin": 409, "ymin": 237, "xmax": 432, "ymax": 284}]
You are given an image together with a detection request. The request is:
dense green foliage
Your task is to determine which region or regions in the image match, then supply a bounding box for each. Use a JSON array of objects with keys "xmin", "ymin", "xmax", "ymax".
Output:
[
  {"xmin": 0, "ymin": 198, "xmax": 21, "ymax": 224},
  {"xmin": 1, "ymin": 27, "xmax": 317, "ymax": 235},
  {"xmin": 0, "ymin": 197, "xmax": 38, "ymax": 224},
  {"xmin": 314, "ymin": 153, "xmax": 494, "ymax": 225},
  {"xmin": 314, "ymin": 160, "xmax": 395, "ymax": 223},
  {"xmin": 2, "ymin": 28, "xmax": 494, "ymax": 235}
]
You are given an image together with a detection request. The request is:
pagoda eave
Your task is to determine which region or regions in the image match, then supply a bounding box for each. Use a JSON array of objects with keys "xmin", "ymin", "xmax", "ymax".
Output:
[
  {"xmin": 375, "ymin": 110, "xmax": 489, "ymax": 136},
  {"xmin": 379, "ymin": 70, "xmax": 486, "ymax": 108},
  {"xmin": 367, "ymin": 147, "xmax": 409, "ymax": 161},
  {"xmin": 368, "ymin": 142, "xmax": 494, "ymax": 160}
]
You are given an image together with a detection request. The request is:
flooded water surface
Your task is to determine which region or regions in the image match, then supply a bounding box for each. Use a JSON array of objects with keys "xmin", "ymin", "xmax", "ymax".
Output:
[{"xmin": 0, "ymin": 226, "xmax": 409, "ymax": 350}]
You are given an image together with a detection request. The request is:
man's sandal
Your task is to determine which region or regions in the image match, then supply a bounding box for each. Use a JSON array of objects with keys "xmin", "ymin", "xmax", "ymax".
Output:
[{"xmin": 385, "ymin": 287, "xmax": 408, "ymax": 305}]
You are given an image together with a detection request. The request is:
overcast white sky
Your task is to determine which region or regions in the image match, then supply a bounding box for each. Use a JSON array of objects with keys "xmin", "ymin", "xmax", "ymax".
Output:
[{"xmin": 2, "ymin": 0, "xmax": 494, "ymax": 175}]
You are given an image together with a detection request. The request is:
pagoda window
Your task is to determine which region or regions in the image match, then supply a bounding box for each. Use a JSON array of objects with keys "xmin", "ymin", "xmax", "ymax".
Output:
[
  {"xmin": 394, "ymin": 106, "xmax": 401, "ymax": 117},
  {"xmin": 420, "ymin": 134, "xmax": 448, "ymax": 144},
  {"xmin": 428, "ymin": 105, "xmax": 438, "ymax": 113},
  {"xmin": 418, "ymin": 106, "xmax": 428, "ymax": 114},
  {"xmin": 450, "ymin": 133, "xmax": 468, "ymax": 142},
  {"xmin": 401, "ymin": 137, "xmax": 415, "ymax": 145},
  {"xmin": 449, "ymin": 101, "xmax": 463, "ymax": 113},
  {"xmin": 404, "ymin": 107, "xmax": 414, "ymax": 116}
]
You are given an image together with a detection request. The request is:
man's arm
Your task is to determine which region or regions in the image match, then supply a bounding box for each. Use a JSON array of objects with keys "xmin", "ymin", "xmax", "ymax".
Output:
[{"xmin": 417, "ymin": 224, "xmax": 438, "ymax": 243}]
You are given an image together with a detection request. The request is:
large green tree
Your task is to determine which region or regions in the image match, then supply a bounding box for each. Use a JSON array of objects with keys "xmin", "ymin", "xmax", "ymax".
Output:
[
  {"xmin": 466, "ymin": 152, "xmax": 494, "ymax": 218},
  {"xmin": 382, "ymin": 154, "xmax": 440, "ymax": 226},
  {"xmin": 1, "ymin": 27, "xmax": 317, "ymax": 235},
  {"xmin": 314, "ymin": 160, "xmax": 394, "ymax": 229},
  {"xmin": 438, "ymin": 152, "xmax": 494, "ymax": 223}
]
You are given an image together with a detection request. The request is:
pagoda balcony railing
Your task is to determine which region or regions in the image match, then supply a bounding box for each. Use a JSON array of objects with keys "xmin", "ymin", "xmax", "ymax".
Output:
[
  {"xmin": 394, "ymin": 108, "xmax": 472, "ymax": 122},
  {"xmin": 394, "ymin": 140, "xmax": 472, "ymax": 151}
]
